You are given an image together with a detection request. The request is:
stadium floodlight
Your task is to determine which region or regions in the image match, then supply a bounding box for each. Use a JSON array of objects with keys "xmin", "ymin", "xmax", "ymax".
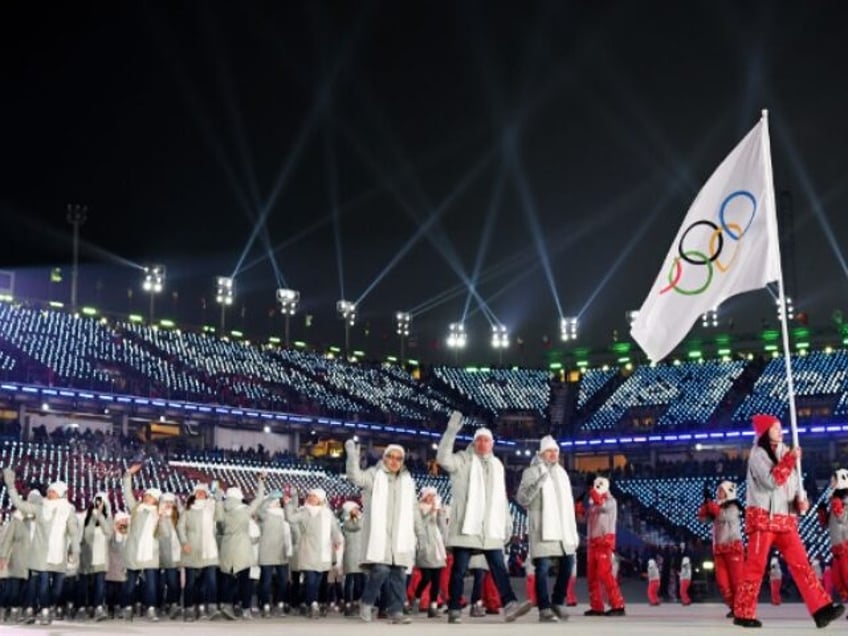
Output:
[
  {"xmin": 277, "ymin": 288, "xmax": 300, "ymax": 348},
  {"xmin": 395, "ymin": 311, "xmax": 411, "ymax": 336},
  {"xmin": 277, "ymin": 288, "xmax": 300, "ymax": 315},
  {"xmin": 215, "ymin": 277, "xmax": 234, "ymax": 331},
  {"xmin": 141, "ymin": 265, "xmax": 165, "ymax": 322},
  {"xmin": 560, "ymin": 316, "xmax": 578, "ymax": 341},
  {"xmin": 447, "ymin": 322, "xmax": 467, "ymax": 349},
  {"xmin": 337, "ymin": 300, "xmax": 357, "ymax": 357},
  {"xmin": 491, "ymin": 324, "xmax": 509, "ymax": 349},
  {"xmin": 777, "ymin": 296, "xmax": 795, "ymax": 321},
  {"xmin": 395, "ymin": 311, "xmax": 412, "ymax": 366},
  {"xmin": 491, "ymin": 324, "xmax": 509, "ymax": 364},
  {"xmin": 701, "ymin": 307, "xmax": 719, "ymax": 328},
  {"xmin": 626, "ymin": 309, "xmax": 640, "ymax": 327}
]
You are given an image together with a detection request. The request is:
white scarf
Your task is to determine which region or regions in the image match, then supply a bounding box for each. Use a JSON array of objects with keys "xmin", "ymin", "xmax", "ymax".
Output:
[
  {"xmin": 306, "ymin": 504, "xmax": 332, "ymax": 563},
  {"xmin": 42, "ymin": 499, "xmax": 71, "ymax": 566},
  {"xmin": 134, "ymin": 503, "xmax": 158, "ymax": 563},
  {"xmin": 366, "ymin": 468, "xmax": 415, "ymax": 562},
  {"xmin": 462, "ymin": 454, "xmax": 507, "ymax": 541},
  {"xmin": 540, "ymin": 464, "xmax": 578, "ymax": 546},
  {"xmin": 192, "ymin": 499, "xmax": 218, "ymax": 560},
  {"xmin": 92, "ymin": 525, "xmax": 108, "ymax": 567}
]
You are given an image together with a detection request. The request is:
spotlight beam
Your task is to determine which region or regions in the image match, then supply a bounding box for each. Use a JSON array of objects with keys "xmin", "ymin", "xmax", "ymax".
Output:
[
  {"xmin": 231, "ymin": 10, "xmax": 368, "ymax": 279},
  {"xmin": 461, "ymin": 161, "xmax": 508, "ymax": 322},
  {"xmin": 354, "ymin": 151, "xmax": 495, "ymax": 307},
  {"xmin": 504, "ymin": 127, "xmax": 564, "ymax": 319},
  {"xmin": 773, "ymin": 118, "xmax": 848, "ymax": 282},
  {"xmin": 323, "ymin": 123, "xmax": 346, "ymax": 302}
]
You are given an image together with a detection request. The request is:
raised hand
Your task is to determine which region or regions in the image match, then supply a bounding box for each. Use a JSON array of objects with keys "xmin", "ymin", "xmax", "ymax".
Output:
[{"xmin": 446, "ymin": 411, "xmax": 463, "ymax": 432}]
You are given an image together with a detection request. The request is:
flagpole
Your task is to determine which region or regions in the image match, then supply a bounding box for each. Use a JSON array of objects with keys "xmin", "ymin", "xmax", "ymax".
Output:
[{"xmin": 761, "ymin": 109, "xmax": 803, "ymax": 488}]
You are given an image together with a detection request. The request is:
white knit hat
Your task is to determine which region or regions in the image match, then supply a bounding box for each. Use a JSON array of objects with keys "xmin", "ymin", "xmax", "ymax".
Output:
[
  {"xmin": 473, "ymin": 427, "xmax": 493, "ymax": 440},
  {"xmin": 309, "ymin": 487, "xmax": 327, "ymax": 503},
  {"xmin": 226, "ymin": 487, "xmax": 244, "ymax": 501},
  {"xmin": 383, "ymin": 444, "xmax": 405, "ymax": 458},
  {"xmin": 160, "ymin": 492, "xmax": 176, "ymax": 503},
  {"xmin": 48, "ymin": 481, "xmax": 68, "ymax": 498},
  {"xmin": 144, "ymin": 487, "xmax": 162, "ymax": 501},
  {"xmin": 419, "ymin": 486, "xmax": 438, "ymax": 499},
  {"xmin": 539, "ymin": 435, "xmax": 558, "ymax": 452}
]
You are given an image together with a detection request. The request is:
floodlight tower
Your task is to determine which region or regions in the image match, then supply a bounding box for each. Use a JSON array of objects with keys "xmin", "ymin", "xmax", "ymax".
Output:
[
  {"xmin": 560, "ymin": 316, "xmax": 578, "ymax": 342},
  {"xmin": 336, "ymin": 300, "xmax": 357, "ymax": 358},
  {"xmin": 216, "ymin": 277, "xmax": 234, "ymax": 332},
  {"xmin": 447, "ymin": 322, "xmax": 466, "ymax": 365},
  {"xmin": 395, "ymin": 311, "xmax": 412, "ymax": 366},
  {"xmin": 491, "ymin": 324, "xmax": 509, "ymax": 365},
  {"xmin": 777, "ymin": 296, "xmax": 794, "ymax": 321},
  {"xmin": 701, "ymin": 307, "xmax": 719, "ymax": 329},
  {"xmin": 277, "ymin": 288, "xmax": 300, "ymax": 348},
  {"xmin": 141, "ymin": 265, "xmax": 165, "ymax": 323},
  {"xmin": 66, "ymin": 204, "xmax": 88, "ymax": 313}
]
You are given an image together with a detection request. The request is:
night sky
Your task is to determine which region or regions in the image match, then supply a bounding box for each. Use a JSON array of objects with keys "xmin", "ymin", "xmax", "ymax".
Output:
[{"xmin": 2, "ymin": 1, "xmax": 848, "ymax": 366}]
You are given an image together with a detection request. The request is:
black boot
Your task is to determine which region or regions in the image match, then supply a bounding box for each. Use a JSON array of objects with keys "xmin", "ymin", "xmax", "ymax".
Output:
[
  {"xmin": 733, "ymin": 617, "xmax": 762, "ymax": 628},
  {"xmin": 813, "ymin": 602, "xmax": 844, "ymax": 628}
]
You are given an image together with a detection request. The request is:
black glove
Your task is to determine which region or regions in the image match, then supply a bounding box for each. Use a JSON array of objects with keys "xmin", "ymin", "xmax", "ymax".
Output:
[{"xmin": 702, "ymin": 484, "xmax": 712, "ymax": 503}]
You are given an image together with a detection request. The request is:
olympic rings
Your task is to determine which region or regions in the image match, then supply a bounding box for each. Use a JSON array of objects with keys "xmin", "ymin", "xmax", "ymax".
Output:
[{"xmin": 660, "ymin": 190, "xmax": 757, "ymax": 296}]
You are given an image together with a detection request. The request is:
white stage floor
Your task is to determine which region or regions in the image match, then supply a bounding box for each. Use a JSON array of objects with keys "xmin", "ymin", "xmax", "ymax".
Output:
[{"xmin": 7, "ymin": 602, "xmax": 845, "ymax": 635}]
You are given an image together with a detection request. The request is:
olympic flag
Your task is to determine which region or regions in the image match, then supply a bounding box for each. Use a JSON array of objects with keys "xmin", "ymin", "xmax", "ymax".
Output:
[{"xmin": 631, "ymin": 113, "xmax": 782, "ymax": 362}]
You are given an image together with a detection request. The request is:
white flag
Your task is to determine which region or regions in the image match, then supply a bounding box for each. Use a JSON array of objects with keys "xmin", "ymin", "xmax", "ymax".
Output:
[{"xmin": 631, "ymin": 114, "xmax": 782, "ymax": 362}]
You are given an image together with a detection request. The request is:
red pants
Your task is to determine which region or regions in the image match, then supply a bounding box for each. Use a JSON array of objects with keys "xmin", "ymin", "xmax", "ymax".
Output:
[
  {"xmin": 733, "ymin": 525, "xmax": 831, "ymax": 619},
  {"xmin": 647, "ymin": 580, "xmax": 660, "ymax": 605},
  {"xmin": 770, "ymin": 579, "xmax": 782, "ymax": 605},
  {"xmin": 832, "ymin": 544, "xmax": 848, "ymax": 601},
  {"xmin": 482, "ymin": 572, "xmax": 500, "ymax": 611},
  {"xmin": 679, "ymin": 579, "xmax": 691, "ymax": 605},
  {"xmin": 714, "ymin": 545, "xmax": 744, "ymax": 610},
  {"xmin": 525, "ymin": 574, "xmax": 537, "ymax": 606},
  {"xmin": 566, "ymin": 574, "xmax": 577, "ymax": 605},
  {"xmin": 587, "ymin": 542, "xmax": 625, "ymax": 612}
]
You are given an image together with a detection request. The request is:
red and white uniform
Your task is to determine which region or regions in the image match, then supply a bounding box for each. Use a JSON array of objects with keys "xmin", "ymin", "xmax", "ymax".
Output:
[
  {"xmin": 733, "ymin": 415, "xmax": 834, "ymax": 622},
  {"xmin": 769, "ymin": 557, "xmax": 782, "ymax": 605},
  {"xmin": 679, "ymin": 556, "xmax": 692, "ymax": 606},
  {"xmin": 697, "ymin": 481, "xmax": 743, "ymax": 612},
  {"xmin": 646, "ymin": 558, "xmax": 660, "ymax": 606},
  {"xmin": 828, "ymin": 470, "xmax": 848, "ymax": 601},
  {"xmin": 585, "ymin": 478, "xmax": 625, "ymax": 614}
]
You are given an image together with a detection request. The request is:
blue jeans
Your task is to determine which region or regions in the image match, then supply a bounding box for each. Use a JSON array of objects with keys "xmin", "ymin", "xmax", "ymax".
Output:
[
  {"xmin": 344, "ymin": 572, "xmax": 365, "ymax": 603},
  {"xmin": 86, "ymin": 572, "xmax": 106, "ymax": 607},
  {"xmin": 126, "ymin": 569, "xmax": 158, "ymax": 608},
  {"xmin": 221, "ymin": 570, "xmax": 252, "ymax": 608},
  {"xmin": 160, "ymin": 568, "xmax": 181, "ymax": 606},
  {"xmin": 533, "ymin": 555, "xmax": 572, "ymax": 610},
  {"xmin": 360, "ymin": 564, "xmax": 407, "ymax": 616},
  {"xmin": 258, "ymin": 564, "xmax": 289, "ymax": 605},
  {"xmin": 302, "ymin": 570, "xmax": 323, "ymax": 605},
  {"xmin": 3, "ymin": 577, "xmax": 23, "ymax": 607},
  {"xmin": 33, "ymin": 571, "xmax": 65, "ymax": 608},
  {"xmin": 470, "ymin": 568, "xmax": 486, "ymax": 603},
  {"xmin": 448, "ymin": 548, "xmax": 515, "ymax": 610},
  {"xmin": 184, "ymin": 566, "xmax": 217, "ymax": 607}
]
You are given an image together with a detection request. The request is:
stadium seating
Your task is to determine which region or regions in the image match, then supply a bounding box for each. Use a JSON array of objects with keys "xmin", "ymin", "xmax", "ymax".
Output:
[
  {"xmin": 735, "ymin": 349, "xmax": 848, "ymax": 420},
  {"xmin": 581, "ymin": 360, "xmax": 747, "ymax": 431}
]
